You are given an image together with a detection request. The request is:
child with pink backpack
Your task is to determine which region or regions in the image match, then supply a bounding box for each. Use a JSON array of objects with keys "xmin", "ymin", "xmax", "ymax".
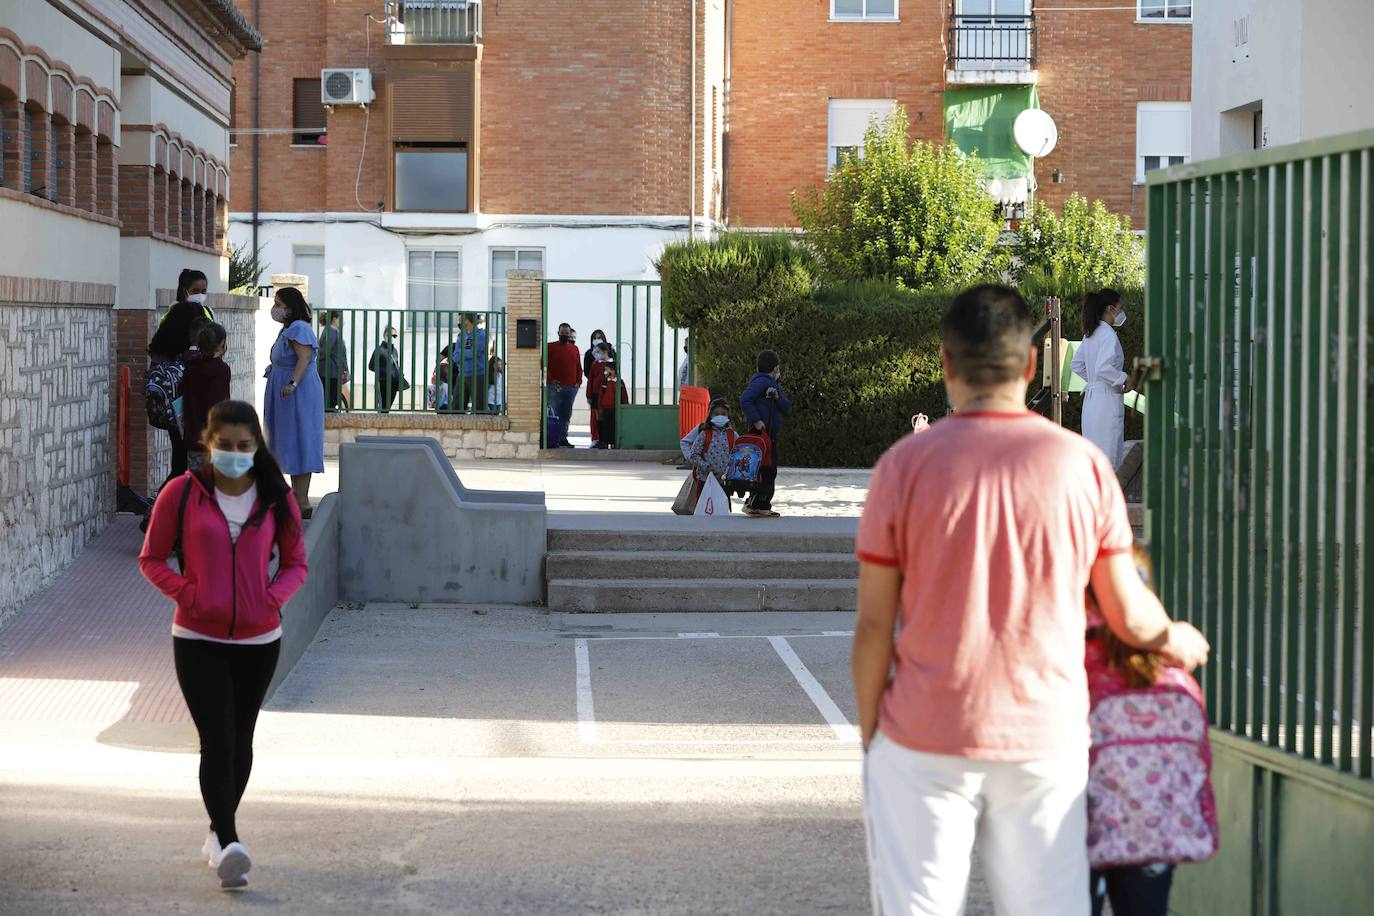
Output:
[{"xmin": 1085, "ymin": 547, "xmax": 1218, "ymax": 916}]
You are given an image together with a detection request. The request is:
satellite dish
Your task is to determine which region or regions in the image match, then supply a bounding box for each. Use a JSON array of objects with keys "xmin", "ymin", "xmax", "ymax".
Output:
[{"xmin": 1014, "ymin": 109, "xmax": 1058, "ymax": 158}]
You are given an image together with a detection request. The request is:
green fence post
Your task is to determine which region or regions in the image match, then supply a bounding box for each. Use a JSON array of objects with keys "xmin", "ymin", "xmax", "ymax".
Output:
[{"xmin": 1282, "ymin": 160, "xmax": 1301, "ymax": 755}]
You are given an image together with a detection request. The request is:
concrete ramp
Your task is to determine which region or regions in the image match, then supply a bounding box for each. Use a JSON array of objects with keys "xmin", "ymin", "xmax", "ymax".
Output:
[{"xmin": 339, "ymin": 437, "xmax": 546, "ymax": 605}]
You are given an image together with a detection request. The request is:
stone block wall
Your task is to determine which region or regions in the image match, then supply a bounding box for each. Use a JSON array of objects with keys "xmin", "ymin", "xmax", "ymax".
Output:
[
  {"xmin": 325, "ymin": 413, "xmax": 539, "ymax": 462},
  {"xmin": 0, "ymin": 275, "xmax": 116, "ymax": 623}
]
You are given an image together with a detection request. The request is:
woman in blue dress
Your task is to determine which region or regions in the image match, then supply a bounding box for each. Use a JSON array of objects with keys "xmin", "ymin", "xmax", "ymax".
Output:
[{"xmin": 263, "ymin": 287, "xmax": 325, "ymax": 516}]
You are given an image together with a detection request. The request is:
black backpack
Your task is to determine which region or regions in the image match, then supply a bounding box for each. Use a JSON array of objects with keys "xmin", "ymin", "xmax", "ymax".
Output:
[{"xmin": 144, "ymin": 358, "xmax": 186, "ymax": 431}]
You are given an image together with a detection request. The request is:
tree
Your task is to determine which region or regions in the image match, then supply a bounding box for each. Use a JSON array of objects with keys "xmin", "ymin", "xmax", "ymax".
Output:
[
  {"xmin": 791, "ymin": 107, "xmax": 1007, "ymax": 290},
  {"xmin": 1012, "ymin": 194, "xmax": 1144, "ymax": 290},
  {"xmin": 227, "ymin": 241, "xmax": 264, "ymax": 293}
]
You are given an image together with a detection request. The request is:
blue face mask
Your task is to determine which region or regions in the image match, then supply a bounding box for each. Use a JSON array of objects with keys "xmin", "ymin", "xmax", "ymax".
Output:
[
  {"xmin": 710, "ymin": 415, "xmax": 730, "ymax": 428},
  {"xmin": 211, "ymin": 448, "xmax": 256, "ymax": 479}
]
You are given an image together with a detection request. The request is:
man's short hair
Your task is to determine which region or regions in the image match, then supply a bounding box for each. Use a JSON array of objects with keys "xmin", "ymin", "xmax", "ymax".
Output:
[
  {"xmin": 756, "ymin": 350, "xmax": 780, "ymax": 374},
  {"xmin": 558, "ymin": 322, "xmax": 571, "ymax": 332},
  {"xmin": 941, "ymin": 285, "xmax": 1035, "ymax": 387}
]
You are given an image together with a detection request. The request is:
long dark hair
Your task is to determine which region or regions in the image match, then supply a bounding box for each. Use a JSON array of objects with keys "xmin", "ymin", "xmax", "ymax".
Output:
[
  {"xmin": 202, "ymin": 400, "xmax": 298, "ymax": 536},
  {"xmin": 176, "ymin": 268, "xmax": 208, "ymax": 303},
  {"xmin": 1081, "ymin": 288, "xmax": 1122, "ymax": 338},
  {"xmin": 276, "ymin": 287, "xmax": 312, "ymax": 326}
]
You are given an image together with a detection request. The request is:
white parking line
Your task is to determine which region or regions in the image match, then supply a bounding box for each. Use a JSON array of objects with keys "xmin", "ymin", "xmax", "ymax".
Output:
[
  {"xmin": 768, "ymin": 636, "xmax": 861, "ymax": 743},
  {"xmin": 574, "ymin": 638, "xmax": 598, "ymax": 743},
  {"xmin": 678, "ymin": 632, "xmax": 721, "ymax": 638}
]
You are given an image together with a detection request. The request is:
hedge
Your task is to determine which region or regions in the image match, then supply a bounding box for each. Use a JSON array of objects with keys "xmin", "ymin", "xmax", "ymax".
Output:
[{"xmin": 659, "ymin": 238, "xmax": 1145, "ymax": 468}]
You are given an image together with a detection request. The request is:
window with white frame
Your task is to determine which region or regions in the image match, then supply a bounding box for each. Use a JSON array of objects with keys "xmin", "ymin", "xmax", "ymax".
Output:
[
  {"xmin": 831, "ymin": 0, "xmax": 897, "ymax": 22},
  {"xmin": 1138, "ymin": 0, "xmax": 1191, "ymax": 22},
  {"xmin": 407, "ymin": 249, "xmax": 462, "ymax": 311},
  {"xmin": 828, "ymin": 99, "xmax": 897, "ymax": 169},
  {"xmin": 489, "ymin": 248, "xmax": 545, "ymax": 311},
  {"xmin": 1136, "ymin": 102, "xmax": 1191, "ymax": 182}
]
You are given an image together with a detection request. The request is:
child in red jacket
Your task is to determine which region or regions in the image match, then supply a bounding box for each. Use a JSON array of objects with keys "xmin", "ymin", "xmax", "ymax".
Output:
[
  {"xmin": 594, "ymin": 360, "xmax": 630, "ymax": 449},
  {"xmin": 139, "ymin": 400, "xmax": 307, "ymax": 891}
]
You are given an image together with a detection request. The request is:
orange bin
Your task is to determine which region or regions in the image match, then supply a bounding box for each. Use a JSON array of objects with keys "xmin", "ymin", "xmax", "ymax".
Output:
[{"xmin": 678, "ymin": 385, "xmax": 710, "ymax": 438}]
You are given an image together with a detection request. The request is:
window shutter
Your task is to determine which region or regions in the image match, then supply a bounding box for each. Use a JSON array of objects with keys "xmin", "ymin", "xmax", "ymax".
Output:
[
  {"xmin": 293, "ymin": 79, "xmax": 325, "ymax": 134},
  {"xmin": 391, "ymin": 69, "xmax": 473, "ymax": 144}
]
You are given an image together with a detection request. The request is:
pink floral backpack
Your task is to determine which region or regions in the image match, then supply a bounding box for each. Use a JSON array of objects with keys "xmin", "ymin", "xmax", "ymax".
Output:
[{"xmin": 1085, "ymin": 637, "xmax": 1219, "ymax": 869}]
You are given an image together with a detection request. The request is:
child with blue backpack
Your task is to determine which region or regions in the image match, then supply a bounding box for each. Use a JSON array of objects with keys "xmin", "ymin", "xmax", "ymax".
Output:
[{"xmin": 1085, "ymin": 545, "xmax": 1218, "ymax": 916}]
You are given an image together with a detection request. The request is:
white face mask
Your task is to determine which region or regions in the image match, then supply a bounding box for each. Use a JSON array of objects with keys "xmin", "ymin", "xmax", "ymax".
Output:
[
  {"xmin": 187, "ymin": 292, "xmax": 208, "ymax": 306},
  {"xmin": 271, "ymin": 306, "xmax": 288, "ymax": 323},
  {"xmin": 710, "ymin": 415, "xmax": 730, "ymax": 428},
  {"xmin": 1112, "ymin": 310, "xmax": 1127, "ymax": 328}
]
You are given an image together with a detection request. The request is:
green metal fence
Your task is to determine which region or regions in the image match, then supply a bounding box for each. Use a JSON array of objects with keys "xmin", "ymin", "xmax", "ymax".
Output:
[
  {"xmin": 540, "ymin": 279, "xmax": 690, "ymax": 449},
  {"xmin": 1145, "ymin": 129, "xmax": 1374, "ymax": 914},
  {"xmin": 315, "ymin": 307, "xmax": 507, "ymax": 415}
]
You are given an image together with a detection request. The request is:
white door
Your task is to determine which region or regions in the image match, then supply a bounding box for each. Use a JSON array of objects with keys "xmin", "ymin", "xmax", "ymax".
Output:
[
  {"xmin": 956, "ymin": 0, "xmax": 1031, "ymax": 70},
  {"xmin": 293, "ymin": 246, "xmax": 326, "ymax": 309}
]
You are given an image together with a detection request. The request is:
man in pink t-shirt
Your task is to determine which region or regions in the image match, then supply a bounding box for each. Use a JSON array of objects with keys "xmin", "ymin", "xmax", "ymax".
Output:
[{"xmin": 852, "ymin": 285, "xmax": 1208, "ymax": 916}]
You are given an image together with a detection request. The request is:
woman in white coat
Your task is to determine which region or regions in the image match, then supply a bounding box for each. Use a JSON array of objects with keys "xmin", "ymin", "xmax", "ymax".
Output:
[{"xmin": 1071, "ymin": 289, "xmax": 1141, "ymax": 468}]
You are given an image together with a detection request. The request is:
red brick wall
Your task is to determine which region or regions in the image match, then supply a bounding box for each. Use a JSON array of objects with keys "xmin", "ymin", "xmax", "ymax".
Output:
[
  {"xmin": 1033, "ymin": 4, "xmax": 1191, "ymax": 226},
  {"xmin": 232, "ymin": 0, "xmax": 700, "ymax": 217},
  {"xmin": 727, "ymin": 0, "xmax": 948, "ymax": 228},
  {"xmin": 114, "ymin": 309, "xmax": 158, "ymax": 494},
  {"xmin": 726, "ymin": 0, "xmax": 1191, "ymax": 228}
]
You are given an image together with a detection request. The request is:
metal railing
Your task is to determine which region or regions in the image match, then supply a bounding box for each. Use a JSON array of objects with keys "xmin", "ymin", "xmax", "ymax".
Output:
[
  {"xmin": 388, "ymin": 0, "xmax": 482, "ymax": 45},
  {"xmin": 1144, "ymin": 129, "xmax": 1374, "ymax": 777},
  {"xmin": 947, "ymin": 15, "xmax": 1036, "ymax": 69},
  {"xmin": 315, "ymin": 307, "xmax": 506, "ymax": 416}
]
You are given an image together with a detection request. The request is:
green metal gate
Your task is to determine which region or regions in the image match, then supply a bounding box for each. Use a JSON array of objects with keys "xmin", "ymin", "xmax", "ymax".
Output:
[
  {"xmin": 541, "ymin": 279, "xmax": 690, "ymax": 449},
  {"xmin": 1144, "ymin": 129, "xmax": 1374, "ymax": 914}
]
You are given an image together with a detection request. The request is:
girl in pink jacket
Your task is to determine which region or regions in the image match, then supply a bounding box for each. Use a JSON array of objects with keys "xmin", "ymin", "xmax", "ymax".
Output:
[{"xmin": 139, "ymin": 399, "xmax": 308, "ymax": 890}]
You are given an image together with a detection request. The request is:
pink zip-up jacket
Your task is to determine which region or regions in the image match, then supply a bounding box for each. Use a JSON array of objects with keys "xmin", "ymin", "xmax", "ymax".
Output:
[{"xmin": 139, "ymin": 470, "xmax": 309, "ymax": 641}]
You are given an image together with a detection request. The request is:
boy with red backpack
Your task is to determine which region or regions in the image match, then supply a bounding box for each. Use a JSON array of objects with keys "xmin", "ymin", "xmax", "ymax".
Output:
[{"xmin": 1085, "ymin": 546, "xmax": 1218, "ymax": 916}]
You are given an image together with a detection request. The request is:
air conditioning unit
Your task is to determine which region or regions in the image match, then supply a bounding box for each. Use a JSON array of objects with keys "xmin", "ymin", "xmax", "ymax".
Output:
[{"xmin": 321, "ymin": 68, "xmax": 374, "ymax": 107}]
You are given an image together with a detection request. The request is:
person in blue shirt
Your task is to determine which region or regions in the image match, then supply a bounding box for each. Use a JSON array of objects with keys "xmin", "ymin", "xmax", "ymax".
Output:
[
  {"xmin": 739, "ymin": 349, "xmax": 791, "ymax": 517},
  {"xmin": 441, "ymin": 313, "xmax": 489, "ymax": 413}
]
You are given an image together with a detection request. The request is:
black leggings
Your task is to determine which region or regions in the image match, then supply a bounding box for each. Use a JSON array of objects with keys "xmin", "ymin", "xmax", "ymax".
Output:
[{"xmin": 173, "ymin": 637, "xmax": 281, "ymax": 846}]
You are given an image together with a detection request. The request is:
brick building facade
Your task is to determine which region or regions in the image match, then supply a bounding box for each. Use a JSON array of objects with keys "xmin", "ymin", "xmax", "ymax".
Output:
[
  {"xmin": 0, "ymin": 0, "xmax": 259, "ymax": 622},
  {"xmin": 728, "ymin": 1, "xmax": 1191, "ymax": 228}
]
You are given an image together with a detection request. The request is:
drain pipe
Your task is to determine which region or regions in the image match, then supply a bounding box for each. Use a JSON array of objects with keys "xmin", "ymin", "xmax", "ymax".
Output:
[
  {"xmin": 251, "ymin": 0, "xmax": 261, "ymax": 282},
  {"xmin": 689, "ymin": 0, "xmax": 696, "ymax": 241}
]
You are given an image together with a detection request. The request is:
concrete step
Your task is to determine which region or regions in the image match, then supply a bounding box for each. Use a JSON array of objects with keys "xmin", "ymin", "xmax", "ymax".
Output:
[
  {"xmin": 546, "ymin": 550, "xmax": 857, "ymax": 582},
  {"xmin": 546, "ymin": 527, "xmax": 856, "ymax": 555},
  {"xmin": 538, "ymin": 448, "xmax": 680, "ymax": 463},
  {"xmin": 547, "ymin": 578, "xmax": 858, "ymax": 614}
]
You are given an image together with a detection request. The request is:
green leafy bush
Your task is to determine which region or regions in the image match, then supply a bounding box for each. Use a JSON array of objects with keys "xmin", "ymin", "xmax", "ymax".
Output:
[
  {"xmin": 658, "ymin": 233, "xmax": 816, "ymax": 328},
  {"xmin": 791, "ymin": 108, "xmax": 1007, "ymax": 291},
  {"xmin": 1012, "ymin": 194, "xmax": 1144, "ymax": 289},
  {"xmin": 660, "ymin": 235, "xmax": 1146, "ymax": 467}
]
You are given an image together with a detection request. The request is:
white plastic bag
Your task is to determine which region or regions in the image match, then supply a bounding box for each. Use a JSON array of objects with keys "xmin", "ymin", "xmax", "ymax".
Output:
[
  {"xmin": 694, "ymin": 474, "xmax": 730, "ymax": 516},
  {"xmin": 911, "ymin": 413, "xmax": 930, "ymax": 433}
]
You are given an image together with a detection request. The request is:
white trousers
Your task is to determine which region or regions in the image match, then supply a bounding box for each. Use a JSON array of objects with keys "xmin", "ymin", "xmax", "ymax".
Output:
[
  {"xmin": 1081, "ymin": 387, "xmax": 1125, "ymax": 468},
  {"xmin": 863, "ymin": 732, "xmax": 1090, "ymax": 916}
]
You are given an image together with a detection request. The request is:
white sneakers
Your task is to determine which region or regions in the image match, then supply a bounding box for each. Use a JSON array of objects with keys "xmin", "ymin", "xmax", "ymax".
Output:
[
  {"xmin": 201, "ymin": 830, "xmax": 222, "ymax": 867},
  {"xmin": 216, "ymin": 842, "xmax": 252, "ymax": 888},
  {"xmin": 201, "ymin": 832, "xmax": 250, "ymax": 889}
]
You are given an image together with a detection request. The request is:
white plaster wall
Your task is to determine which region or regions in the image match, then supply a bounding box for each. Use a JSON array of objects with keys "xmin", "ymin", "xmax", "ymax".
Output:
[
  {"xmin": 118, "ymin": 237, "xmax": 227, "ymax": 309},
  {"xmin": 0, "ymin": 201, "xmax": 120, "ymax": 285},
  {"xmin": 121, "ymin": 73, "xmax": 232, "ymax": 162},
  {"xmin": 1298, "ymin": 0, "xmax": 1374, "ymax": 144},
  {"xmin": 228, "ymin": 216, "xmax": 694, "ymax": 389},
  {"xmin": 0, "ymin": 0, "xmax": 120, "ymax": 91},
  {"xmin": 1192, "ymin": 0, "xmax": 1374, "ymax": 161}
]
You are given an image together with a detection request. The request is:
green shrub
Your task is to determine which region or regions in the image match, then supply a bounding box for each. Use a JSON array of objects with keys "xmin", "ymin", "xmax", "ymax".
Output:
[
  {"xmin": 666, "ymin": 236, "xmax": 1146, "ymax": 467},
  {"xmin": 658, "ymin": 233, "xmax": 817, "ymax": 328},
  {"xmin": 791, "ymin": 108, "xmax": 1007, "ymax": 291},
  {"xmin": 695, "ymin": 282, "xmax": 952, "ymax": 468},
  {"xmin": 1012, "ymin": 194, "xmax": 1144, "ymax": 289}
]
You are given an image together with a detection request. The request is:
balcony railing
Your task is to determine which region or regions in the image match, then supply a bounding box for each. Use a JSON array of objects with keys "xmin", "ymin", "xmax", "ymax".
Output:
[
  {"xmin": 388, "ymin": 0, "xmax": 482, "ymax": 45},
  {"xmin": 948, "ymin": 15, "xmax": 1036, "ymax": 70}
]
